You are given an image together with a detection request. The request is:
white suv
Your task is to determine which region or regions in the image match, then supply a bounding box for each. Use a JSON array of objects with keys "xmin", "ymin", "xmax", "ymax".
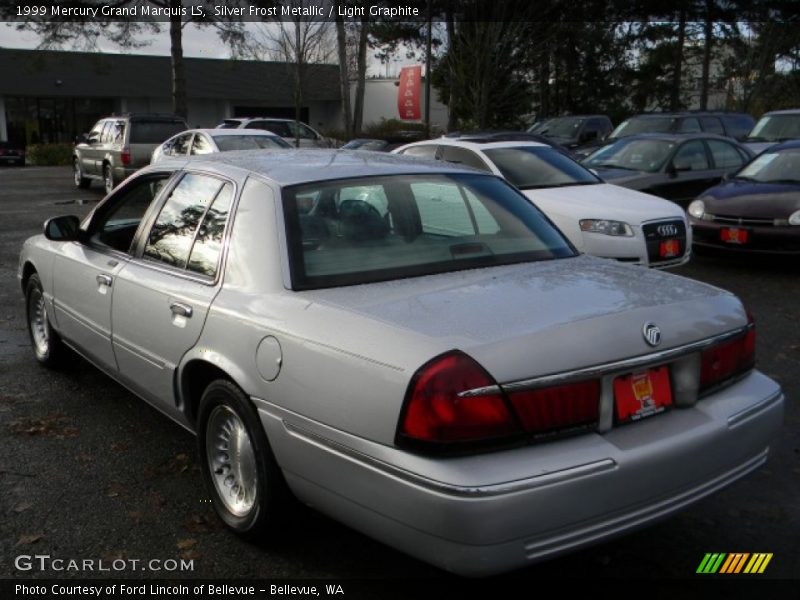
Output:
[{"xmin": 216, "ymin": 117, "xmax": 332, "ymax": 148}]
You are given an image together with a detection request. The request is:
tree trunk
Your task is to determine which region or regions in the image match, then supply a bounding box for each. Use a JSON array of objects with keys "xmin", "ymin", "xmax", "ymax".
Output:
[
  {"xmin": 334, "ymin": 3, "xmax": 352, "ymax": 137},
  {"xmin": 670, "ymin": 9, "xmax": 686, "ymax": 111},
  {"xmin": 169, "ymin": 1, "xmax": 187, "ymax": 119},
  {"xmin": 445, "ymin": 5, "xmax": 457, "ymax": 132},
  {"xmin": 352, "ymin": 18, "xmax": 369, "ymax": 135},
  {"xmin": 294, "ymin": 20, "xmax": 301, "ymax": 148},
  {"xmin": 700, "ymin": 0, "xmax": 713, "ymax": 110}
]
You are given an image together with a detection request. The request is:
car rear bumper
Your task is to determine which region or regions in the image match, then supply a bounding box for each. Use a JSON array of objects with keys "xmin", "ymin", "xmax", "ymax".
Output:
[{"xmin": 255, "ymin": 371, "xmax": 783, "ymax": 576}]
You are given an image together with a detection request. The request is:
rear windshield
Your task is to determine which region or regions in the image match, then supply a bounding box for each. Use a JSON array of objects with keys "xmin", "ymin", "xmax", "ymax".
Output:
[
  {"xmin": 283, "ymin": 173, "xmax": 575, "ymax": 290},
  {"xmin": 610, "ymin": 117, "xmax": 676, "ymax": 139},
  {"xmin": 130, "ymin": 121, "xmax": 187, "ymax": 144},
  {"xmin": 483, "ymin": 146, "xmax": 600, "ymax": 189},
  {"xmin": 212, "ymin": 135, "xmax": 291, "ymax": 151}
]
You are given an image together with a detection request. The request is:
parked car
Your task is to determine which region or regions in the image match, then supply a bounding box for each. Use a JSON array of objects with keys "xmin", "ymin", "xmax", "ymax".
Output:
[
  {"xmin": 73, "ymin": 113, "xmax": 188, "ymax": 193},
  {"xmin": 217, "ymin": 117, "xmax": 332, "ymax": 148},
  {"xmin": 445, "ymin": 130, "xmax": 572, "ymax": 156},
  {"xmin": 0, "ymin": 140, "xmax": 25, "ymax": 166},
  {"xmin": 689, "ymin": 140, "xmax": 800, "ymax": 254},
  {"xmin": 394, "ymin": 138, "xmax": 691, "ymax": 267},
  {"xmin": 340, "ymin": 134, "xmax": 424, "ymax": 152},
  {"xmin": 151, "ymin": 129, "xmax": 290, "ymax": 164},
  {"xmin": 744, "ymin": 109, "xmax": 800, "ymax": 154},
  {"xmin": 583, "ymin": 133, "xmax": 754, "ymax": 208},
  {"xmin": 533, "ymin": 114, "xmax": 614, "ymax": 154},
  {"xmin": 19, "ymin": 150, "xmax": 783, "ymax": 577},
  {"xmin": 608, "ymin": 111, "xmax": 755, "ymax": 143}
]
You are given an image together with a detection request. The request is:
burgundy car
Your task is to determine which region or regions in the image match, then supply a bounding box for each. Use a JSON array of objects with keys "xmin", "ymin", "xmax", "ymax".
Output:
[{"xmin": 0, "ymin": 141, "xmax": 25, "ymax": 166}]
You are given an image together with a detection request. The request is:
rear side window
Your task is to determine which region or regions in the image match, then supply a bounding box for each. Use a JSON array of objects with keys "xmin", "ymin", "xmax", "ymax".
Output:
[
  {"xmin": 679, "ymin": 118, "xmax": 702, "ymax": 133},
  {"xmin": 187, "ymin": 184, "xmax": 233, "ymax": 278},
  {"xmin": 400, "ymin": 145, "xmax": 438, "ymax": 159},
  {"xmin": 143, "ymin": 173, "xmax": 229, "ymax": 271},
  {"xmin": 130, "ymin": 121, "xmax": 187, "ymax": 144},
  {"xmin": 700, "ymin": 117, "xmax": 725, "ymax": 135},
  {"xmin": 707, "ymin": 140, "xmax": 747, "ymax": 169}
]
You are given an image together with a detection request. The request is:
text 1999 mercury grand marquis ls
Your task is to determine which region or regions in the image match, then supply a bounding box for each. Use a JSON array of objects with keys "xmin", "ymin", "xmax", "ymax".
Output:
[{"xmin": 19, "ymin": 150, "xmax": 783, "ymax": 576}]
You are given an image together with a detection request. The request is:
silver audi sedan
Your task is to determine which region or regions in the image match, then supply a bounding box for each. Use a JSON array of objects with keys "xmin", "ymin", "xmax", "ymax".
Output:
[{"xmin": 19, "ymin": 150, "xmax": 784, "ymax": 576}]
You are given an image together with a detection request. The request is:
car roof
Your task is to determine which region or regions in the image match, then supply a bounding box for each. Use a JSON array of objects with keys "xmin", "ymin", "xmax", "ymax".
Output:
[
  {"xmin": 224, "ymin": 117, "xmax": 295, "ymax": 123},
  {"xmin": 163, "ymin": 149, "xmax": 487, "ymax": 186},
  {"xmin": 762, "ymin": 109, "xmax": 800, "ymax": 116},
  {"xmin": 190, "ymin": 128, "xmax": 280, "ymax": 137},
  {"xmin": 404, "ymin": 138, "xmax": 549, "ymax": 151},
  {"xmin": 608, "ymin": 132, "xmax": 743, "ymax": 143},
  {"xmin": 627, "ymin": 112, "xmax": 749, "ymax": 119}
]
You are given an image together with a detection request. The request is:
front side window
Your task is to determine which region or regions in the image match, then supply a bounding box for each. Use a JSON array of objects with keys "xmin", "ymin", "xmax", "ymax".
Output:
[
  {"xmin": 143, "ymin": 173, "xmax": 229, "ymax": 271},
  {"xmin": 283, "ymin": 173, "xmax": 575, "ymax": 290},
  {"xmin": 484, "ymin": 146, "xmax": 600, "ymax": 189},
  {"xmin": 88, "ymin": 174, "xmax": 173, "ymax": 253}
]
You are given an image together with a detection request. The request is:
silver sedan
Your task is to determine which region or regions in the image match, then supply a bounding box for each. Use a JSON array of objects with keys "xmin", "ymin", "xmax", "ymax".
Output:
[
  {"xmin": 19, "ymin": 150, "xmax": 784, "ymax": 576},
  {"xmin": 150, "ymin": 128, "xmax": 291, "ymax": 164}
]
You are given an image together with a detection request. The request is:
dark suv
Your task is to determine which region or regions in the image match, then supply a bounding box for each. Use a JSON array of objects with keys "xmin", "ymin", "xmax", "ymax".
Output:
[
  {"xmin": 608, "ymin": 112, "xmax": 754, "ymax": 143},
  {"xmin": 73, "ymin": 114, "xmax": 187, "ymax": 193},
  {"xmin": 531, "ymin": 115, "xmax": 614, "ymax": 153}
]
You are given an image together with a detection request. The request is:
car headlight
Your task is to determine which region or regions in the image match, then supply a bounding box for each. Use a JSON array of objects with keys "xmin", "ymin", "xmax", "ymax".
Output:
[
  {"xmin": 688, "ymin": 200, "xmax": 705, "ymax": 220},
  {"xmin": 579, "ymin": 219, "xmax": 633, "ymax": 237},
  {"xmin": 789, "ymin": 210, "xmax": 800, "ymax": 226}
]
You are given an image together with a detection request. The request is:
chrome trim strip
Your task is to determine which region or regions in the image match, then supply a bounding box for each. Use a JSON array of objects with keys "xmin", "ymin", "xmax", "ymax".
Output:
[
  {"xmin": 728, "ymin": 391, "xmax": 783, "ymax": 428},
  {"xmin": 282, "ymin": 421, "xmax": 616, "ymax": 498},
  {"xmin": 459, "ymin": 324, "xmax": 752, "ymax": 398}
]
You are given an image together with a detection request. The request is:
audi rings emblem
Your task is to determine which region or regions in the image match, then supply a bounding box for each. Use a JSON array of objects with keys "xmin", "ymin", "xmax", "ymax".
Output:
[
  {"xmin": 657, "ymin": 224, "xmax": 679, "ymax": 237},
  {"xmin": 643, "ymin": 322, "xmax": 662, "ymax": 347}
]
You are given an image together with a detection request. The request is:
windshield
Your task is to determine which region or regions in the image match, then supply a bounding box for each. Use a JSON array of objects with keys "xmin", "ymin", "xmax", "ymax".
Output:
[
  {"xmin": 483, "ymin": 146, "xmax": 600, "ymax": 189},
  {"xmin": 283, "ymin": 173, "xmax": 576, "ymax": 290},
  {"xmin": 212, "ymin": 135, "xmax": 291, "ymax": 151},
  {"xmin": 610, "ymin": 117, "xmax": 676, "ymax": 139},
  {"xmin": 746, "ymin": 115, "xmax": 800, "ymax": 143},
  {"xmin": 735, "ymin": 148, "xmax": 800, "ymax": 183},
  {"xmin": 584, "ymin": 138, "xmax": 675, "ymax": 172},
  {"xmin": 538, "ymin": 117, "xmax": 584, "ymax": 139}
]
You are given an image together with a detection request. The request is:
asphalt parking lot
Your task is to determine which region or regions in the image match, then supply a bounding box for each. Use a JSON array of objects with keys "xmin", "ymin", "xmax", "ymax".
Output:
[{"xmin": 1, "ymin": 167, "xmax": 797, "ymax": 588}]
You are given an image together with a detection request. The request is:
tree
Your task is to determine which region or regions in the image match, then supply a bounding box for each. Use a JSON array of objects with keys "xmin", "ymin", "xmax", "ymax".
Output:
[
  {"xmin": 256, "ymin": 2, "xmax": 335, "ymax": 145},
  {"xmin": 7, "ymin": 0, "xmax": 249, "ymax": 118}
]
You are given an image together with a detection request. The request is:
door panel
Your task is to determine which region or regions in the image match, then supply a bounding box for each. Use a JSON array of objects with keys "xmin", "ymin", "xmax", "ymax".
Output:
[
  {"xmin": 111, "ymin": 264, "xmax": 217, "ymax": 413},
  {"xmin": 52, "ymin": 244, "xmax": 126, "ymax": 368}
]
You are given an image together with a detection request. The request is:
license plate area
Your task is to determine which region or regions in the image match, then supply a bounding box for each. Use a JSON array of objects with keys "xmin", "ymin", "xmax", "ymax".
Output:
[
  {"xmin": 659, "ymin": 239, "xmax": 680, "ymax": 258},
  {"xmin": 720, "ymin": 227, "xmax": 749, "ymax": 244},
  {"xmin": 614, "ymin": 366, "xmax": 673, "ymax": 424}
]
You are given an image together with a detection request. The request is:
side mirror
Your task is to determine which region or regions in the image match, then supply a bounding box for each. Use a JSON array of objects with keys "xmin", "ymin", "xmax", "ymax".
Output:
[
  {"xmin": 87, "ymin": 135, "xmax": 99, "ymax": 145},
  {"xmin": 43, "ymin": 215, "xmax": 81, "ymax": 241}
]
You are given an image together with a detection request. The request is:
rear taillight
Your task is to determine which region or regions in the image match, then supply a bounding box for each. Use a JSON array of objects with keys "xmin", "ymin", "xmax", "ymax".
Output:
[
  {"xmin": 397, "ymin": 351, "xmax": 601, "ymax": 452},
  {"xmin": 399, "ymin": 351, "xmax": 519, "ymax": 445},
  {"xmin": 121, "ymin": 148, "xmax": 131, "ymax": 165},
  {"xmin": 700, "ymin": 314, "xmax": 755, "ymax": 392},
  {"xmin": 508, "ymin": 380, "xmax": 601, "ymax": 435}
]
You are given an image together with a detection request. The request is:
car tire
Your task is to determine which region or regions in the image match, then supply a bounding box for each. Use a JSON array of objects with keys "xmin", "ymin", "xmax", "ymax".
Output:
[
  {"xmin": 25, "ymin": 273, "xmax": 66, "ymax": 368},
  {"xmin": 197, "ymin": 380, "xmax": 292, "ymax": 538},
  {"xmin": 103, "ymin": 164, "xmax": 115, "ymax": 194},
  {"xmin": 73, "ymin": 160, "xmax": 90, "ymax": 189}
]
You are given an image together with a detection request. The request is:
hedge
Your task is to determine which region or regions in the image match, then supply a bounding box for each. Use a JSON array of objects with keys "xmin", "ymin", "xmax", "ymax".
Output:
[{"xmin": 26, "ymin": 143, "xmax": 74, "ymax": 166}]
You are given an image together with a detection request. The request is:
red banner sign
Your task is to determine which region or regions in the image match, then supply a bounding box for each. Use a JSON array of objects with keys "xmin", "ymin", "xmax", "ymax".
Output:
[{"xmin": 397, "ymin": 65, "xmax": 422, "ymax": 121}]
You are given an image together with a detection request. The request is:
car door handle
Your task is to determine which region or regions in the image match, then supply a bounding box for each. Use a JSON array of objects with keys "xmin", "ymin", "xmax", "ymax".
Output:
[
  {"xmin": 96, "ymin": 274, "xmax": 113, "ymax": 287},
  {"xmin": 170, "ymin": 302, "xmax": 193, "ymax": 318}
]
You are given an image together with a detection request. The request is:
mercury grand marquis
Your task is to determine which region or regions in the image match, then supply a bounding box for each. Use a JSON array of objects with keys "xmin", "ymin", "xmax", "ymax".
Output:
[{"xmin": 19, "ymin": 150, "xmax": 784, "ymax": 576}]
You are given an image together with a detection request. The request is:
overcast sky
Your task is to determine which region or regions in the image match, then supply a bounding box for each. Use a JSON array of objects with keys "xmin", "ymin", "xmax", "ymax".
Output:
[{"xmin": 0, "ymin": 21, "xmax": 418, "ymax": 77}]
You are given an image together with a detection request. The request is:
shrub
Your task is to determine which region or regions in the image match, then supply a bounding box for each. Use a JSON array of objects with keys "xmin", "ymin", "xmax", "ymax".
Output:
[{"xmin": 26, "ymin": 143, "xmax": 74, "ymax": 166}]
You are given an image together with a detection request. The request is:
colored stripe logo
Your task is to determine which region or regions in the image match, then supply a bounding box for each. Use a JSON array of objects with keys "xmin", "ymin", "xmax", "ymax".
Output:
[{"xmin": 697, "ymin": 553, "xmax": 773, "ymax": 574}]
